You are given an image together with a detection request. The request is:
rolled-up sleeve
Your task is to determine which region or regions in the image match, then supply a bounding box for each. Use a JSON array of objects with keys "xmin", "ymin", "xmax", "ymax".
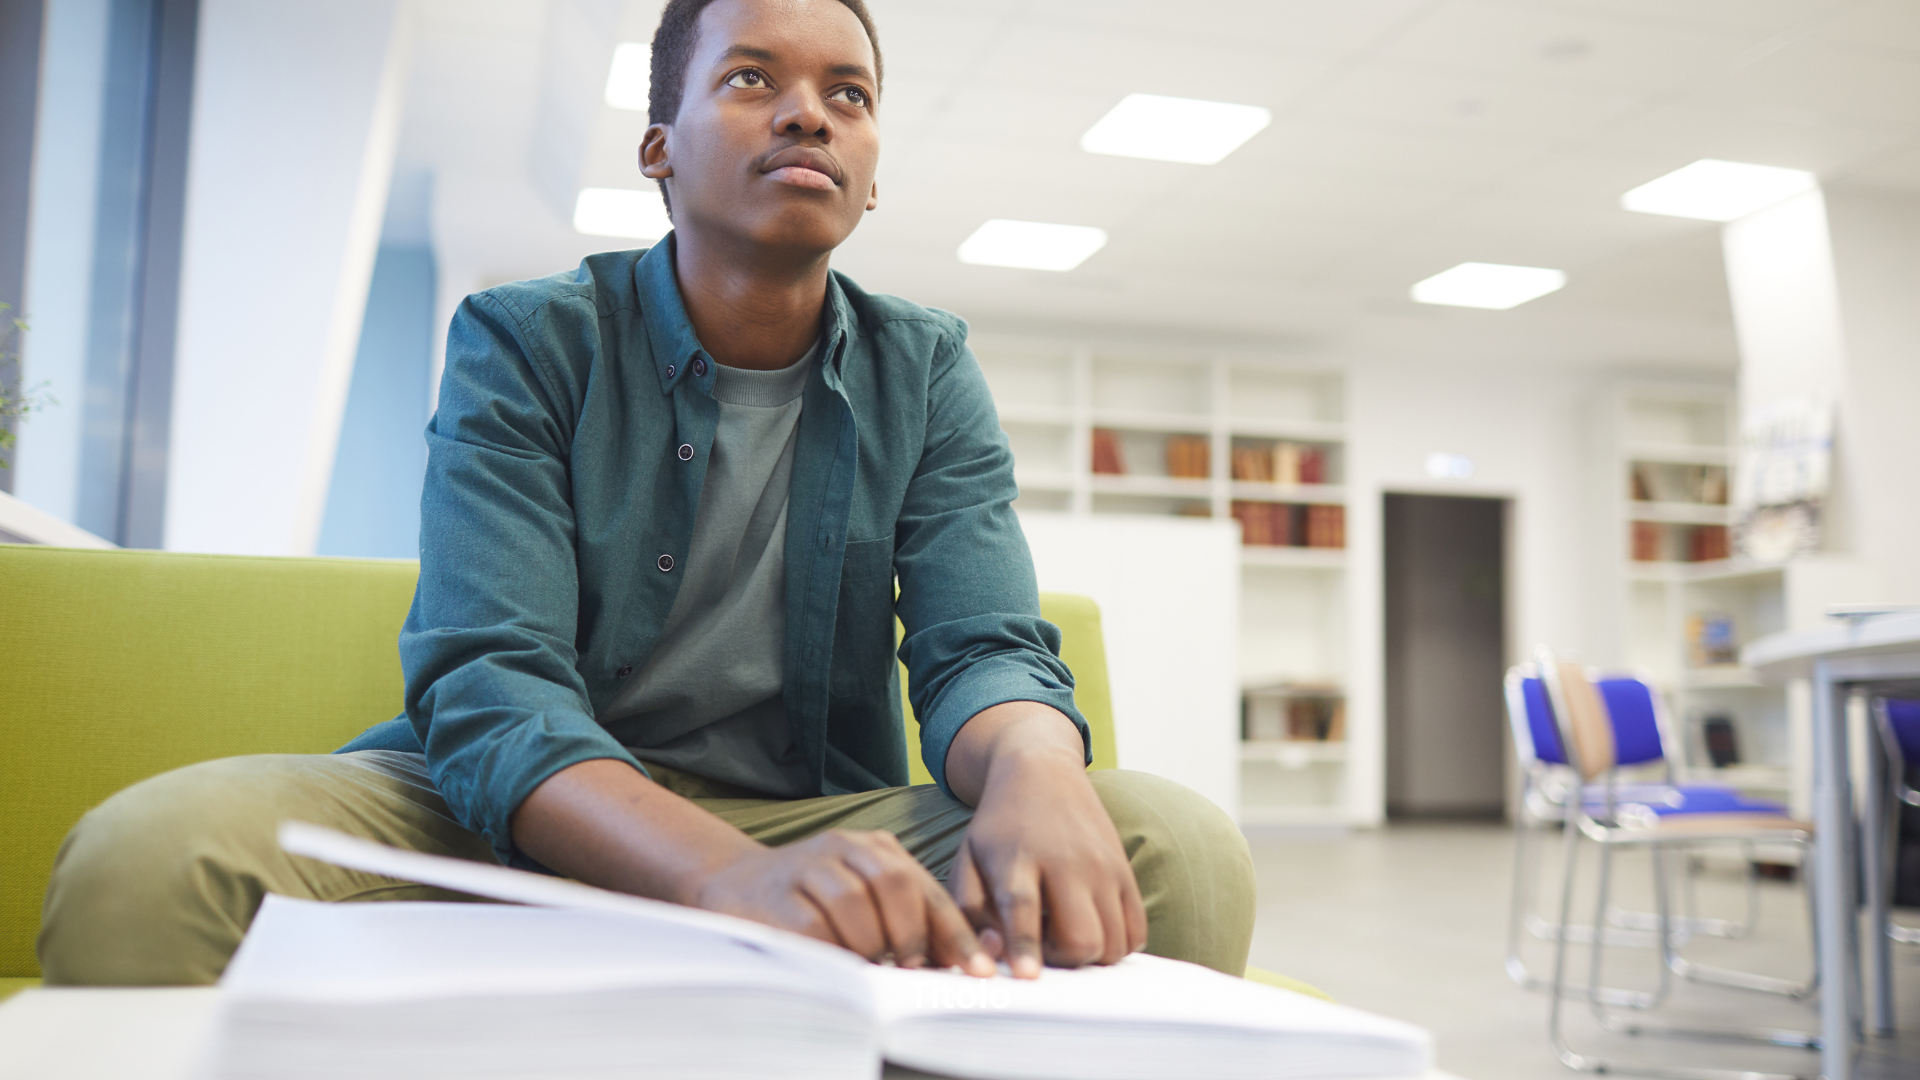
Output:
[
  {"xmin": 399, "ymin": 292, "xmax": 643, "ymax": 862},
  {"xmin": 892, "ymin": 325, "xmax": 1090, "ymax": 797}
]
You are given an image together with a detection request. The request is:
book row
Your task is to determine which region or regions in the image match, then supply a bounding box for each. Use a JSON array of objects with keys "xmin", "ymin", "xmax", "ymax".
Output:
[
  {"xmin": 1233, "ymin": 501, "xmax": 1346, "ymax": 548},
  {"xmin": 1087, "ymin": 429, "xmax": 1333, "ymax": 486}
]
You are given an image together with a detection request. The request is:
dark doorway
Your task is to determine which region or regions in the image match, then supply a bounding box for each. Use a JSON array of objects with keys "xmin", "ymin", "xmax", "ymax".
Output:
[{"xmin": 1384, "ymin": 493, "xmax": 1508, "ymax": 819}]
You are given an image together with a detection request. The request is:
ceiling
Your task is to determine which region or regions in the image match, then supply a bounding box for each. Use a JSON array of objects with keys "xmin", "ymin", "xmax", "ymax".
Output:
[{"xmin": 398, "ymin": 0, "xmax": 1920, "ymax": 371}]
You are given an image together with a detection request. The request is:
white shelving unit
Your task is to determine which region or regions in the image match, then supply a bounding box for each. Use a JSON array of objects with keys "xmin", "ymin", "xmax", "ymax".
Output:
[
  {"xmin": 972, "ymin": 339, "xmax": 1356, "ymax": 825},
  {"xmin": 1609, "ymin": 387, "xmax": 1796, "ymax": 802}
]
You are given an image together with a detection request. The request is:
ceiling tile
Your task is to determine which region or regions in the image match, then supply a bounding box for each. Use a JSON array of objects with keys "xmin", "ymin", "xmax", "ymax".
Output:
[
  {"xmin": 1298, "ymin": 62, "xmax": 1639, "ymax": 143},
  {"xmin": 1690, "ymin": 39, "xmax": 1920, "ymax": 130},
  {"xmin": 1369, "ymin": 1, "xmax": 1763, "ymax": 95}
]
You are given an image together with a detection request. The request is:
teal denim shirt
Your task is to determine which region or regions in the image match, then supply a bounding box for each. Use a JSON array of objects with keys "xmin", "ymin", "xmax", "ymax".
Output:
[{"xmin": 338, "ymin": 238, "xmax": 1087, "ymax": 863}]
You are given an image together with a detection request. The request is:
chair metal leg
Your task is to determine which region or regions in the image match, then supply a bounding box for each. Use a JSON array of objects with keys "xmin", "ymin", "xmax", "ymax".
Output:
[
  {"xmin": 1611, "ymin": 844, "xmax": 1760, "ymax": 940},
  {"xmin": 1658, "ymin": 844, "xmax": 1817, "ymax": 1000},
  {"xmin": 1549, "ymin": 837, "xmax": 1819, "ymax": 1079},
  {"xmin": 1864, "ymin": 712, "xmax": 1895, "ymax": 1036},
  {"xmin": 1511, "ymin": 816, "xmax": 1661, "ymax": 1007}
]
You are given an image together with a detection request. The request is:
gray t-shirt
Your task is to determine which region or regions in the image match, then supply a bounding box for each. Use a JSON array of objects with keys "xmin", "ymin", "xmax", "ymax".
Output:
[{"xmin": 597, "ymin": 342, "xmax": 819, "ymax": 798}]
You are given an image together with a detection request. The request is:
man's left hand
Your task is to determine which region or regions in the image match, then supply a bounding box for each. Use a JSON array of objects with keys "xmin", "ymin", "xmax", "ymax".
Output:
[{"xmin": 942, "ymin": 702, "xmax": 1148, "ymax": 978}]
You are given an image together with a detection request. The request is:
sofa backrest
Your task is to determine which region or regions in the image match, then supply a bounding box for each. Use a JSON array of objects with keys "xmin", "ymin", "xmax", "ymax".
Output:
[{"xmin": 0, "ymin": 544, "xmax": 1114, "ymax": 978}]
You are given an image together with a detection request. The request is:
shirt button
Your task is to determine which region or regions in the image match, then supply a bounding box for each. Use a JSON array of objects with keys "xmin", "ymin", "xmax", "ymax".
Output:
[
  {"xmin": 657, "ymin": 554, "xmax": 674, "ymax": 572},
  {"xmin": 677, "ymin": 443, "xmax": 694, "ymax": 461},
  {"xmin": 666, "ymin": 363, "xmax": 676, "ymax": 378},
  {"xmin": 616, "ymin": 664, "xmax": 633, "ymax": 679},
  {"xmin": 692, "ymin": 358, "xmax": 708, "ymax": 377}
]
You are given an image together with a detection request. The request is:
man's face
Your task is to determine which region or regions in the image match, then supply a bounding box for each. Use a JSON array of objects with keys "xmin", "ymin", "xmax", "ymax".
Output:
[{"xmin": 643, "ymin": 0, "xmax": 880, "ymax": 257}]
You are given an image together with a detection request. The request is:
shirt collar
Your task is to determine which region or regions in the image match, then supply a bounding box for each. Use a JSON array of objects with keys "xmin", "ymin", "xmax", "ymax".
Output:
[{"xmin": 636, "ymin": 232, "xmax": 855, "ymax": 396}]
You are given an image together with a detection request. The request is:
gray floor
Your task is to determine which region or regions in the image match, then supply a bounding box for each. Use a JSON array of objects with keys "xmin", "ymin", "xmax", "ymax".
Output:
[{"xmin": 1244, "ymin": 822, "xmax": 1920, "ymax": 1080}]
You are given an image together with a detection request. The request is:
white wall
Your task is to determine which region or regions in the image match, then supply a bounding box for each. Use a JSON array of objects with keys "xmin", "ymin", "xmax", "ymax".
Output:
[
  {"xmin": 1345, "ymin": 355, "xmax": 1609, "ymax": 824},
  {"xmin": 164, "ymin": 0, "xmax": 410, "ymax": 555},
  {"xmin": 1017, "ymin": 511, "xmax": 1242, "ymax": 819}
]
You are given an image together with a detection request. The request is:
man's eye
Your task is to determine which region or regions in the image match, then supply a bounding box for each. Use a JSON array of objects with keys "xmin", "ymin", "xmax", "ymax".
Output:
[
  {"xmin": 726, "ymin": 69, "xmax": 768, "ymax": 89},
  {"xmin": 833, "ymin": 86, "xmax": 870, "ymax": 108}
]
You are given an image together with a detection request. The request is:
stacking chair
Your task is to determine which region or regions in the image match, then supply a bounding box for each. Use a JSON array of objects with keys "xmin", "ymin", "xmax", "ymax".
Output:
[
  {"xmin": 1590, "ymin": 674, "xmax": 1815, "ymax": 1000},
  {"xmin": 1504, "ymin": 663, "xmax": 1773, "ymax": 1002},
  {"xmin": 1871, "ymin": 698, "xmax": 1920, "ymax": 947},
  {"xmin": 1539, "ymin": 651, "xmax": 1823, "ymax": 1080},
  {"xmin": 1865, "ymin": 698, "xmax": 1920, "ymax": 1035}
]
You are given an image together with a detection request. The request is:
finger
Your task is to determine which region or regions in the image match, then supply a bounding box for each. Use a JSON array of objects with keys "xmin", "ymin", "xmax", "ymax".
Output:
[
  {"xmin": 1039, "ymin": 873, "xmax": 1106, "ymax": 969},
  {"xmin": 948, "ymin": 844, "xmax": 1004, "ymax": 972},
  {"xmin": 948, "ymin": 841, "xmax": 993, "ymax": 934},
  {"xmin": 1091, "ymin": 878, "xmax": 1129, "ymax": 966},
  {"xmin": 840, "ymin": 835, "xmax": 933, "ymax": 967},
  {"xmin": 785, "ymin": 892, "xmax": 838, "ymax": 946},
  {"xmin": 799, "ymin": 862, "xmax": 888, "ymax": 961},
  {"xmin": 920, "ymin": 875, "xmax": 994, "ymax": 977},
  {"xmin": 993, "ymin": 859, "xmax": 1045, "ymax": 979}
]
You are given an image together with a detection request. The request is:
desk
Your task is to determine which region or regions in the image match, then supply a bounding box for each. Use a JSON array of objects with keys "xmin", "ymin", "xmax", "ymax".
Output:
[
  {"xmin": 0, "ymin": 986, "xmax": 1470, "ymax": 1080},
  {"xmin": 1745, "ymin": 612, "xmax": 1920, "ymax": 1080}
]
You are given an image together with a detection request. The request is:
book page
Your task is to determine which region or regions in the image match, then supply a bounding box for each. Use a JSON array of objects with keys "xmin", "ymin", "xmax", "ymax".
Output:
[{"xmin": 274, "ymin": 822, "xmax": 868, "ymax": 989}]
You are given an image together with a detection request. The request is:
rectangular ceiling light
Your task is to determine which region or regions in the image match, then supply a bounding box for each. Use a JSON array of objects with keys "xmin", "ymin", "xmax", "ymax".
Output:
[
  {"xmin": 1411, "ymin": 262, "xmax": 1566, "ymax": 310},
  {"xmin": 957, "ymin": 219, "xmax": 1108, "ymax": 271},
  {"xmin": 1621, "ymin": 159, "xmax": 1816, "ymax": 221},
  {"xmin": 604, "ymin": 42, "xmax": 650, "ymax": 111},
  {"xmin": 573, "ymin": 187, "xmax": 672, "ymax": 240},
  {"xmin": 1080, "ymin": 93, "xmax": 1271, "ymax": 165}
]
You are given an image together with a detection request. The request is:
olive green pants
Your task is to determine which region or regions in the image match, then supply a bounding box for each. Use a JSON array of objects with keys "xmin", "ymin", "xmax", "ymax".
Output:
[{"xmin": 38, "ymin": 751, "xmax": 1255, "ymax": 985}]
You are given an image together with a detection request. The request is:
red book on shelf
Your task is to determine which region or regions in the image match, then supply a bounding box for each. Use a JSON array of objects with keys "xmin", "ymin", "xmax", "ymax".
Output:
[
  {"xmin": 1631, "ymin": 521, "xmax": 1663, "ymax": 561},
  {"xmin": 1273, "ymin": 503, "xmax": 1298, "ymax": 547},
  {"xmin": 1091, "ymin": 428, "xmax": 1125, "ymax": 475},
  {"xmin": 1298, "ymin": 447, "xmax": 1325, "ymax": 485},
  {"xmin": 1690, "ymin": 524, "xmax": 1730, "ymax": 562}
]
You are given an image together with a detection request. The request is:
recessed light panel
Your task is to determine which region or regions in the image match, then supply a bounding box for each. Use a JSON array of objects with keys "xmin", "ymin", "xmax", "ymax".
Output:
[
  {"xmin": 1080, "ymin": 93, "xmax": 1272, "ymax": 165},
  {"xmin": 1411, "ymin": 262, "xmax": 1566, "ymax": 310},
  {"xmin": 1621, "ymin": 159, "xmax": 1816, "ymax": 222},
  {"xmin": 604, "ymin": 42, "xmax": 650, "ymax": 111},
  {"xmin": 573, "ymin": 187, "xmax": 672, "ymax": 240},
  {"xmin": 957, "ymin": 219, "xmax": 1108, "ymax": 271}
]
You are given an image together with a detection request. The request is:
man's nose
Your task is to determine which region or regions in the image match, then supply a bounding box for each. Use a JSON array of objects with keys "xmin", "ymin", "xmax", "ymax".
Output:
[{"xmin": 774, "ymin": 87, "xmax": 831, "ymax": 139}]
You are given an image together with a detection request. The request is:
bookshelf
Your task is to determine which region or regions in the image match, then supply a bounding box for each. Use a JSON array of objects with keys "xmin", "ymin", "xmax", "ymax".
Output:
[
  {"xmin": 973, "ymin": 340, "xmax": 1354, "ymax": 825},
  {"xmin": 1608, "ymin": 387, "xmax": 1795, "ymax": 803}
]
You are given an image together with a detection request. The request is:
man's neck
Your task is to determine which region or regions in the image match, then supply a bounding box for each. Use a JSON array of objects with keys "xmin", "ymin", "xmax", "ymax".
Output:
[{"xmin": 671, "ymin": 229, "xmax": 829, "ymax": 372}]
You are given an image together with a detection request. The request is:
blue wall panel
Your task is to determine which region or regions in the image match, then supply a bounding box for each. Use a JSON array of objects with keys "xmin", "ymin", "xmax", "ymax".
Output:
[{"xmin": 317, "ymin": 243, "xmax": 434, "ymax": 559}]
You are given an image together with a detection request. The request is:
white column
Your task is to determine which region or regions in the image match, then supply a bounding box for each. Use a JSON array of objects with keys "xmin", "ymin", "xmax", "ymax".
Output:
[
  {"xmin": 1721, "ymin": 184, "xmax": 1920, "ymax": 604},
  {"xmin": 163, "ymin": 0, "xmax": 410, "ymax": 555},
  {"xmin": 1825, "ymin": 187, "xmax": 1920, "ymax": 605}
]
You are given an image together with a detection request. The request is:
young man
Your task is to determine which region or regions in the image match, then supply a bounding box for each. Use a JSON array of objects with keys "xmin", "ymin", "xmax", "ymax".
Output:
[{"xmin": 39, "ymin": 0, "xmax": 1255, "ymax": 984}]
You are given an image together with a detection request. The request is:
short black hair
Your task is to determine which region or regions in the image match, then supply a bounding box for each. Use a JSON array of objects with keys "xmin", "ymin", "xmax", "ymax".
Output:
[{"xmin": 649, "ymin": 0, "xmax": 883, "ymax": 127}]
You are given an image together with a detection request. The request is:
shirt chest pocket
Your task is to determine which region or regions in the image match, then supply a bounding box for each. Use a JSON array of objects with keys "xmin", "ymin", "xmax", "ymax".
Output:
[{"xmin": 830, "ymin": 535, "xmax": 896, "ymax": 697}]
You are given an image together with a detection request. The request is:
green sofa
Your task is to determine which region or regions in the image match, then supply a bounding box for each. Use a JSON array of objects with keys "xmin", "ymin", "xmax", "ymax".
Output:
[{"xmin": 0, "ymin": 543, "xmax": 1119, "ymax": 993}]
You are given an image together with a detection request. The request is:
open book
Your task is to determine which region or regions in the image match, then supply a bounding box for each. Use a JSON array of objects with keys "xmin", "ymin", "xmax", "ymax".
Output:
[{"xmin": 204, "ymin": 823, "xmax": 1432, "ymax": 1080}]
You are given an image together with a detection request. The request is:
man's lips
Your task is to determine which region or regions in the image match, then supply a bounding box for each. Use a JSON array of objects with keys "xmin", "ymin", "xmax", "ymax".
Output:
[
  {"xmin": 762, "ymin": 147, "xmax": 842, "ymax": 189},
  {"xmin": 766, "ymin": 165, "xmax": 836, "ymax": 190}
]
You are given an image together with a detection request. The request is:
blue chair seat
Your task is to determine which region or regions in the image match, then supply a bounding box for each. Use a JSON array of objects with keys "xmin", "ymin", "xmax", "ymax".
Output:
[{"xmin": 1592, "ymin": 785, "xmax": 1789, "ymax": 818}]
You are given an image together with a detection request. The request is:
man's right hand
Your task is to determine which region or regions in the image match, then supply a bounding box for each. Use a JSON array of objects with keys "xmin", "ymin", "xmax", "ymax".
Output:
[
  {"xmin": 692, "ymin": 829, "xmax": 994, "ymax": 974},
  {"xmin": 510, "ymin": 759, "xmax": 992, "ymax": 975}
]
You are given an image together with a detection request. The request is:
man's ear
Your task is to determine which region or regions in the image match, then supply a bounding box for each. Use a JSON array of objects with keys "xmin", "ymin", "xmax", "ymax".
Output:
[
  {"xmin": 866, "ymin": 180, "xmax": 878, "ymax": 212},
  {"xmin": 639, "ymin": 123, "xmax": 673, "ymax": 180}
]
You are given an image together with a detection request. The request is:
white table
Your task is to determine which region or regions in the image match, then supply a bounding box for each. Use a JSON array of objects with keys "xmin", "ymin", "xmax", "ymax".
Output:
[
  {"xmin": 1745, "ymin": 611, "xmax": 1920, "ymax": 1080},
  {"xmin": 0, "ymin": 985, "xmax": 1470, "ymax": 1080}
]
